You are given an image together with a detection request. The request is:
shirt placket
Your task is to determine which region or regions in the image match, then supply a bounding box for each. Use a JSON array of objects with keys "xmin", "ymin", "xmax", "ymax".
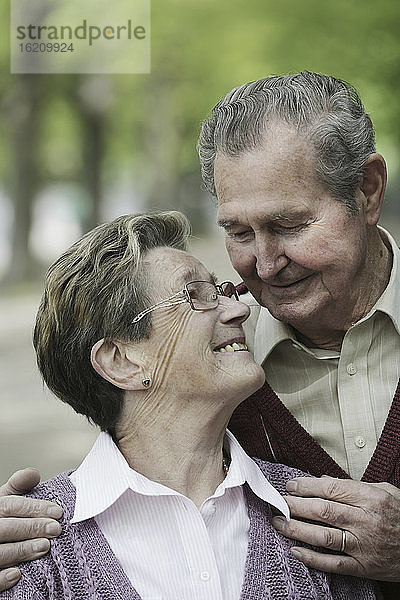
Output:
[
  {"xmin": 338, "ymin": 325, "xmax": 378, "ymax": 480},
  {"xmin": 173, "ymin": 497, "xmax": 223, "ymax": 600}
]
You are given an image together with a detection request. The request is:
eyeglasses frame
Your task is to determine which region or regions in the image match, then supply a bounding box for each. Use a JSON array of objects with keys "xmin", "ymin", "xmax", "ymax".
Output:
[{"xmin": 131, "ymin": 280, "xmax": 239, "ymax": 324}]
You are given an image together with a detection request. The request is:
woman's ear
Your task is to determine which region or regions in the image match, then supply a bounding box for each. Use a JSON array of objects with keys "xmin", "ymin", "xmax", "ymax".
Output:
[{"xmin": 90, "ymin": 339, "xmax": 145, "ymax": 391}]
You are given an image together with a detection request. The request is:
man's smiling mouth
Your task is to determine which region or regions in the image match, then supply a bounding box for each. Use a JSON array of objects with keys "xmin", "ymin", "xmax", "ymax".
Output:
[{"xmin": 268, "ymin": 274, "xmax": 313, "ymax": 288}]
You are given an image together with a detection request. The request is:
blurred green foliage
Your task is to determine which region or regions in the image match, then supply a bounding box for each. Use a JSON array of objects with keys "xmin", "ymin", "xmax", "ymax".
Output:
[{"xmin": 0, "ymin": 0, "xmax": 399, "ymax": 280}]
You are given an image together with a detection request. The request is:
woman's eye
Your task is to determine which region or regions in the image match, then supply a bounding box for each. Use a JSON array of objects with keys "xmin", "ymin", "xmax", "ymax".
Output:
[{"xmin": 188, "ymin": 289, "xmax": 199, "ymax": 300}]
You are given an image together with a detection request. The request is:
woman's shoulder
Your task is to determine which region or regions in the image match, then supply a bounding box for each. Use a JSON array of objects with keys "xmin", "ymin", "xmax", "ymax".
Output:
[
  {"xmin": 28, "ymin": 471, "xmax": 76, "ymax": 521},
  {"xmin": 252, "ymin": 458, "xmax": 312, "ymax": 496}
]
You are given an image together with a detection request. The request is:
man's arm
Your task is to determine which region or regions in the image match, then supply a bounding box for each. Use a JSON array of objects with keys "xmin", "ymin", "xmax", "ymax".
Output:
[
  {"xmin": 0, "ymin": 469, "xmax": 63, "ymax": 592},
  {"xmin": 271, "ymin": 476, "xmax": 400, "ymax": 581}
]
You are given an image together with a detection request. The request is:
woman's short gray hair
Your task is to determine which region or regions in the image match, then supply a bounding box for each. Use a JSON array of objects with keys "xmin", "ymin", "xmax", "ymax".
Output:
[
  {"xmin": 33, "ymin": 211, "xmax": 191, "ymax": 436},
  {"xmin": 197, "ymin": 71, "xmax": 376, "ymax": 213}
]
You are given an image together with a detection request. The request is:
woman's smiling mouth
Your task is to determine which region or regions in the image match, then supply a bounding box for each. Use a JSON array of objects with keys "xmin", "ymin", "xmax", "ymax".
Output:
[{"xmin": 213, "ymin": 337, "xmax": 248, "ymax": 353}]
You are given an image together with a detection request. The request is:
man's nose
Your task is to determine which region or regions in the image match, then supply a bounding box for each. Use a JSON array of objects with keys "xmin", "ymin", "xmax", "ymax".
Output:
[{"xmin": 254, "ymin": 233, "xmax": 289, "ymax": 281}]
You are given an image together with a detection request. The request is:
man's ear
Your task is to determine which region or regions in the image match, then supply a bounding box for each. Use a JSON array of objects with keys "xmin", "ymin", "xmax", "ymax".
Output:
[
  {"xmin": 91, "ymin": 339, "xmax": 145, "ymax": 391},
  {"xmin": 359, "ymin": 153, "xmax": 387, "ymax": 225}
]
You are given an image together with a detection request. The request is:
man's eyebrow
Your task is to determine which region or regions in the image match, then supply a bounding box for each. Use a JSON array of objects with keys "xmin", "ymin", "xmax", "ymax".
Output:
[
  {"xmin": 218, "ymin": 211, "xmax": 309, "ymax": 229},
  {"xmin": 217, "ymin": 218, "xmax": 238, "ymax": 229}
]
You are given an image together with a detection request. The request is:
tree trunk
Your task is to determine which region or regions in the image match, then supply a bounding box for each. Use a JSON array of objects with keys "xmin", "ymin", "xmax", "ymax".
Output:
[{"xmin": 6, "ymin": 75, "xmax": 41, "ymax": 283}]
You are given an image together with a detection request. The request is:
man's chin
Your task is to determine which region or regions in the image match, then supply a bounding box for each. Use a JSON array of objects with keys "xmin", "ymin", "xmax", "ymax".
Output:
[{"xmin": 260, "ymin": 295, "xmax": 321, "ymax": 328}]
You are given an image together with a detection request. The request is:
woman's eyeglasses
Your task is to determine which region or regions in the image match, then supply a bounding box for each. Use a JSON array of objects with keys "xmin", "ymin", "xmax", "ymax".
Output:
[{"xmin": 132, "ymin": 280, "xmax": 239, "ymax": 324}]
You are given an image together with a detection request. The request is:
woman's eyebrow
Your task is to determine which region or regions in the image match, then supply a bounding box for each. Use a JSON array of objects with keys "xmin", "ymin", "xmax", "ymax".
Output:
[
  {"xmin": 176, "ymin": 267, "xmax": 203, "ymax": 287},
  {"xmin": 177, "ymin": 268, "xmax": 218, "ymax": 287},
  {"xmin": 210, "ymin": 271, "xmax": 218, "ymax": 285}
]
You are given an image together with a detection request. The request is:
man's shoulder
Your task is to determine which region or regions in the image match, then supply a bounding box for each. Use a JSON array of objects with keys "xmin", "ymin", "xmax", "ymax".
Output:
[
  {"xmin": 8, "ymin": 473, "xmax": 78, "ymax": 597},
  {"xmin": 252, "ymin": 458, "xmax": 312, "ymax": 495}
]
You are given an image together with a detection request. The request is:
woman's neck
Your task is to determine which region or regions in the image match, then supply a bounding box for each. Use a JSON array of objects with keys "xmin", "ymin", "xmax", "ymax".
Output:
[{"xmin": 115, "ymin": 397, "xmax": 231, "ymax": 508}]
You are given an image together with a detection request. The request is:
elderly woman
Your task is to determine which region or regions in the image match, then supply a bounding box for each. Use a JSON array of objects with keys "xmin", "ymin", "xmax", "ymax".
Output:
[{"xmin": 2, "ymin": 211, "xmax": 377, "ymax": 600}]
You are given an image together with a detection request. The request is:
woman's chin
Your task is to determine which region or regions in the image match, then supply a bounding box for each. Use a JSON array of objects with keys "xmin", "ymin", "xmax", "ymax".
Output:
[
  {"xmin": 245, "ymin": 365, "xmax": 265, "ymax": 395},
  {"xmin": 229, "ymin": 364, "xmax": 265, "ymax": 405}
]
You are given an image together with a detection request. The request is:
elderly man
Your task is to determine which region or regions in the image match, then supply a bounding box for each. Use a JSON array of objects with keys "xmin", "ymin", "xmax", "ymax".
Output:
[{"xmin": 1, "ymin": 72, "xmax": 399, "ymax": 598}]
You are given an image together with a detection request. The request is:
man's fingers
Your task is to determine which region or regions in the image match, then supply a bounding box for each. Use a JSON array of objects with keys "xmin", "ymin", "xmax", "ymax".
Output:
[
  {"xmin": 0, "ymin": 518, "xmax": 62, "ymax": 544},
  {"xmin": 0, "ymin": 495, "xmax": 63, "ymax": 519},
  {"xmin": 284, "ymin": 496, "xmax": 357, "ymax": 528},
  {"xmin": 0, "ymin": 568, "xmax": 21, "ymax": 592},
  {"xmin": 286, "ymin": 476, "xmax": 385, "ymax": 505},
  {"xmin": 272, "ymin": 516, "xmax": 352, "ymax": 553},
  {"xmin": 0, "ymin": 469, "xmax": 41, "ymax": 497},
  {"xmin": 289, "ymin": 546, "xmax": 364, "ymax": 577},
  {"xmin": 0, "ymin": 538, "xmax": 50, "ymax": 569}
]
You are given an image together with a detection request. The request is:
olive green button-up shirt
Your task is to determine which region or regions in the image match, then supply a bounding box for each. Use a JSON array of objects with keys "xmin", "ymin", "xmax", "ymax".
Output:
[{"xmin": 244, "ymin": 227, "xmax": 400, "ymax": 480}]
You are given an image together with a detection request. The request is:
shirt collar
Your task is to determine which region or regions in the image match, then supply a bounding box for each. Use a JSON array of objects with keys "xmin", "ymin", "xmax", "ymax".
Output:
[
  {"xmin": 357, "ymin": 226, "xmax": 400, "ymax": 334},
  {"xmin": 253, "ymin": 225, "xmax": 400, "ymax": 364},
  {"xmin": 253, "ymin": 308, "xmax": 294, "ymax": 365},
  {"xmin": 222, "ymin": 430, "xmax": 289, "ymax": 518},
  {"xmin": 70, "ymin": 430, "xmax": 289, "ymax": 523}
]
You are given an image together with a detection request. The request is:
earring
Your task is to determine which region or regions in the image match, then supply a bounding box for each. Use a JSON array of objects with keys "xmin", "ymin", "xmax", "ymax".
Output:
[{"xmin": 142, "ymin": 378, "xmax": 151, "ymax": 388}]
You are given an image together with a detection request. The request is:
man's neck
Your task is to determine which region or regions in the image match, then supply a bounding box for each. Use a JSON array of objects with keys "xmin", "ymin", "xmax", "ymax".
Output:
[{"xmin": 294, "ymin": 329, "xmax": 343, "ymax": 352}]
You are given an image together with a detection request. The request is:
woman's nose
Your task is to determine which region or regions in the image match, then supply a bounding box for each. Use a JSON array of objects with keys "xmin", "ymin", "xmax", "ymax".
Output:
[{"xmin": 218, "ymin": 295, "xmax": 250, "ymax": 324}]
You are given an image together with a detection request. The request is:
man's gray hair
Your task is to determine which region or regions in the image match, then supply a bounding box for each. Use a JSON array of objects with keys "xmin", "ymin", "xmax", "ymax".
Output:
[{"xmin": 198, "ymin": 71, "xmax": 376, "ymax": 213}]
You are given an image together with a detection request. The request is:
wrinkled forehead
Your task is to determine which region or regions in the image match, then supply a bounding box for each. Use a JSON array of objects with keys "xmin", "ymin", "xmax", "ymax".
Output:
[
  {"xmin": 142, "ymin": 246, "xmax": 214, "ymax": 296},
  {"xmin": 214, "ymin": 122, "xmax": 318, "ymax": 204}
]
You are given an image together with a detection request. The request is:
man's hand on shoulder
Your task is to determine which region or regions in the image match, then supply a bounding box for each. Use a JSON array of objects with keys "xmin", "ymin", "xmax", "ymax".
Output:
[
  {"xmin": 271, "ymin": 475, "xmax": 400, "ymax": 582},
  {"xmin": 0, "ymin": 468, "xmax": 63, "ymax": 592}
]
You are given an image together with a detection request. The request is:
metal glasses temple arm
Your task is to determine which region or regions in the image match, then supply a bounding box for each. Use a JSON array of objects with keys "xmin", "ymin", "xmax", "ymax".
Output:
[{"xmin": 132, "ymin": 293, "xmax": 187, "ymax": 324}]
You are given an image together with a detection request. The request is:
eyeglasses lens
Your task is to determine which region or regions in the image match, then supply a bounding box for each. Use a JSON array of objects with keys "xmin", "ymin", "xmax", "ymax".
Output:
[{"xmin": 186, "ymin": 282, "xmax": 218, "ymax": 310}]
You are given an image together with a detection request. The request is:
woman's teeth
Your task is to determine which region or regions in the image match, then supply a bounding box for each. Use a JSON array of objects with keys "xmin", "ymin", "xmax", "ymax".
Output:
[{"xmin": 214, "ymin": 342, "xmax": 248, "ymax": 353}]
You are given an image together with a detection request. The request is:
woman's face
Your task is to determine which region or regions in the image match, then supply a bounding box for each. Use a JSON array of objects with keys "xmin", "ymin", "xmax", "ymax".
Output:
[{"xmin": 135, "ymin": 246, "xmax": 265, "ymax": 406}]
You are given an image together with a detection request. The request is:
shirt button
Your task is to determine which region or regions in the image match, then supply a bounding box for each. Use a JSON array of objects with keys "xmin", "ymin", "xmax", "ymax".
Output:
[
  {"xmin": 346, "ymin": 363, "xmax": 357, "ymax": 375},
  {"xmin": 354, "ymin": 435, "xmax": 366, "ymax": 449},
  {"xmin": 201, "ymin": 502, "xmax": 215, "ymax": 518},
  {"xmin": 200, "ymin": 571, "xmax": 210, "ymax": 582}
]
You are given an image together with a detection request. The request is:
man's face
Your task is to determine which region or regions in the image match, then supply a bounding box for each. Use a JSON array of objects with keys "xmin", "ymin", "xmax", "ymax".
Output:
[{"xmin": 214, "ymin": 123, "xmax": 370, "ymax": 333}]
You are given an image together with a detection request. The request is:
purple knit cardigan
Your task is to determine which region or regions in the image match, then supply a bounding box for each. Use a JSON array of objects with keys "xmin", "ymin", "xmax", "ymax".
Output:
[{"xmin": 2, "ymin": 465, "xmax": 378, "ymax": 600}]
